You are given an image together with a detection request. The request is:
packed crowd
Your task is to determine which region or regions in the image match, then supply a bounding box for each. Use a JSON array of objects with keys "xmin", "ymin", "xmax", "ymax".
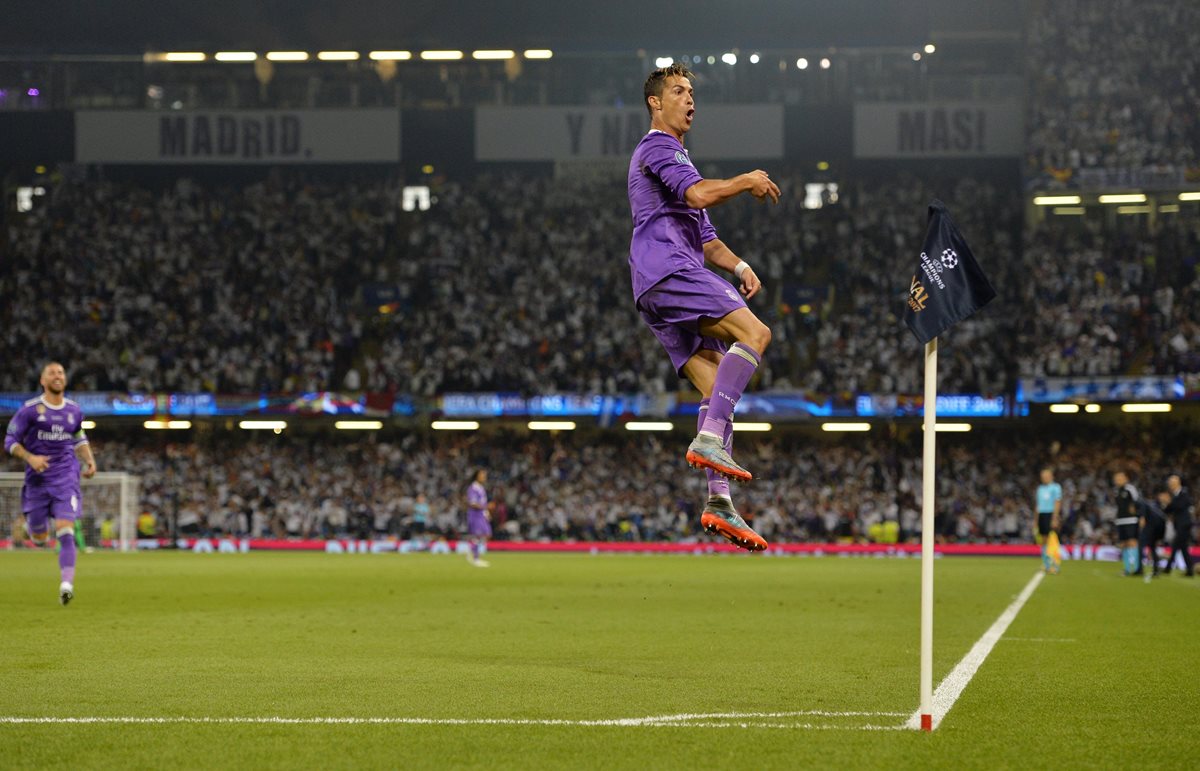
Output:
[
  {"xmin": 1026, "ymin": 0, "xmax": 1200, "ymax": 177},
  {"xmin": 7, "ymin": 429, "xmax": 1194, "ymax": 547},
  {"xmin": 4, "ymin": 168, "xmax": 1197, "ymax": 399}
]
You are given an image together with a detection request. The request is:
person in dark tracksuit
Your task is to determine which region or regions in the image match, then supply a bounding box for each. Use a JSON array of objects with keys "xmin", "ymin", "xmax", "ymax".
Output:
[
  {"xmin": 1161, "ymin": 475, "xmax": 1195, "ymax": 577},
  {"xmin": 1112, "ymin": 471, "xmax": 1141, "ymax": 576},
  {"xmin": 1136, "ymin": 495, "xmax": 1167, "ymax": 577}
]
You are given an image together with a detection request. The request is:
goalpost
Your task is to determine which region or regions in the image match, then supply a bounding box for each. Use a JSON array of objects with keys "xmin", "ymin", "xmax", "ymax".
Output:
[{"xmin": 0, "ymin": 472, "xmax": 140, "ymax": 552}]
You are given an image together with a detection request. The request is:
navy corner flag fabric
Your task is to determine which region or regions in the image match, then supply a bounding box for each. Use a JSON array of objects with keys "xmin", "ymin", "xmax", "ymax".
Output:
[{"xmin": 903, "ymin": 199, "xmax": 997, "ymax": 345}]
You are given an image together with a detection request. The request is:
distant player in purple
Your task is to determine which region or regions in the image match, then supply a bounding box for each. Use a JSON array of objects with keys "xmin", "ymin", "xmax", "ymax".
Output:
[
  {"xmin": 4, "ymin": 362, "xmax": 97, "ymax": 605},
  {"xmin": 465, "ymin": 469, "xmax": 491, "ymax": 567},
  {"xmin": 628, "ymin": 63, "xmax": 780, "ymax": 552}
]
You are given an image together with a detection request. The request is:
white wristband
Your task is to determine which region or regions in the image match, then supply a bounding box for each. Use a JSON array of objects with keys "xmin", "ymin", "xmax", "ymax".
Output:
[{"xmin": 734, "ymin": 261, "xmax": 751, "ymax": 279}]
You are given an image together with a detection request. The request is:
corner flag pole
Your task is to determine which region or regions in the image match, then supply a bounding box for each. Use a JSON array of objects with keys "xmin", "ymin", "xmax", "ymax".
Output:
[{"xmin": 919, "ymin": 336, "xmax": 937, "ymax": 732}]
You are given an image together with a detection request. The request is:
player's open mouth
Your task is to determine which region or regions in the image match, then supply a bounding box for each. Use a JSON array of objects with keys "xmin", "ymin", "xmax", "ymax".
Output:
[{"xmin": 686, "ymin": 109, "xmax": 694, "ymax": 121}]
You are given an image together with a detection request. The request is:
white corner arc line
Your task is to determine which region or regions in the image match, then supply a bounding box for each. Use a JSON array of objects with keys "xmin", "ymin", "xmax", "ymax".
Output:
[{"xmin": 906, "ymin": 571, "xmax": 1044, "ymax": 731}]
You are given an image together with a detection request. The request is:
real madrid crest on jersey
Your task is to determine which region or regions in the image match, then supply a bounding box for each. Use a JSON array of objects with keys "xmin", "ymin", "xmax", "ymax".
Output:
[{"xmin": 67, "ymin": 413, "xmax": 75, "ymax": 426}]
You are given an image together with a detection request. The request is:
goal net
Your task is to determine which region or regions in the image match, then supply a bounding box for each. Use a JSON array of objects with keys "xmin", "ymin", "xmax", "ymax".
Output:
[{"xmin": 0, "ymin": 472, "xmax": 139, "ymax": 552}]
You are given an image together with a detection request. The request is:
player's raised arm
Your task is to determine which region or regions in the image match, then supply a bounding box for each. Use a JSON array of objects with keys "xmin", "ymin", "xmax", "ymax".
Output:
[{"xmin": 684, "ymin": 170, "xmax": 780, "ymax": 209}]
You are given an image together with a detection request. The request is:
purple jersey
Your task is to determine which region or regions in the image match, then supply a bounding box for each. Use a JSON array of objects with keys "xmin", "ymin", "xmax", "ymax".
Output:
[
  {"xmin": 627, "ymin": 130, "xmax": 718, "ymax": 301},
  {"xmin": 467, "ymin": 481, "xmax": 488, "ymax": 514},
  {"xmin": 4, "ymin": 396, "xmax": 88, "ymax": 493}
]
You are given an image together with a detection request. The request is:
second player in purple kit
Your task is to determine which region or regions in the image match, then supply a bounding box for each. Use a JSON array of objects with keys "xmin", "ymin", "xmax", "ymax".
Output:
[
  {"xmin": 627, "ymin": 63, "xmax": 781, "ymax": 552},
  {"xmin": 465, "ymin": 469, "xmax": 491, "ymax": 567}
]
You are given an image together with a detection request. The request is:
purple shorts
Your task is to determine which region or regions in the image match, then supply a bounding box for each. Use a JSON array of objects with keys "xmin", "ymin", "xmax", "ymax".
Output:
[
  {"xmin": 637, "ymin": 266, "xmax": 747, "ymax": 376},
  {"xmin": 22, "ymin": 485, "xmax": 81, "ymax": 527},
  {"xmin": 467, "ymin": 510, "xmax": 492, "ymax": 537}
]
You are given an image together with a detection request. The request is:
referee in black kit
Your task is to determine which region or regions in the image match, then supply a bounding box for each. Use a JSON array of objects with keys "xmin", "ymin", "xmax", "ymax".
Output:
[{"xmin": 1162, "ymin": 474, "xmax": 1195, "ymax": 577}]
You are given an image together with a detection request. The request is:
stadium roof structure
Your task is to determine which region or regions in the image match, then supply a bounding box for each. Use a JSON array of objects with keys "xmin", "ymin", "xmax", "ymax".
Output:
[{"xmin": 1, "ymin": 0, "xmax": 1019, "ymax": 54}]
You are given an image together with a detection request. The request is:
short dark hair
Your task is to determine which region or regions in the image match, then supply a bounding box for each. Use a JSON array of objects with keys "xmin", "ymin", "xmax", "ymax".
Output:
[{"xmin": 644, "ymin": 63, "xmax": 695, "ymax": 116}]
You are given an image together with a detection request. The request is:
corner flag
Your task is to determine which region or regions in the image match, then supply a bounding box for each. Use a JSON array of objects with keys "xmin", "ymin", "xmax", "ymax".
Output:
[
  {"xmin": 904, "ymin": 199, "xmax": 996, "ymax": 345},
  {"xmin": 906, "ymin": 200, "xmax": 995, "ymax": 732}
]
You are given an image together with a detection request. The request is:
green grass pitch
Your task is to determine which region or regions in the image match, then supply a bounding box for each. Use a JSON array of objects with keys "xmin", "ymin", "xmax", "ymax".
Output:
[{"xmin": 1, "ymin": 551, "xmax": 1196, "ymax": 769}]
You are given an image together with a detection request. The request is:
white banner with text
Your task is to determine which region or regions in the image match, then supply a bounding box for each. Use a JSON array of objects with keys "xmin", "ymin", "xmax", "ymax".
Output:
[
  {"xmin": 476, "ymin": 105, "xmax": 784, "ymax": 161},
  {"xmin": 76, "ymin": 109, "xmax": 401, "ymax": 163}
]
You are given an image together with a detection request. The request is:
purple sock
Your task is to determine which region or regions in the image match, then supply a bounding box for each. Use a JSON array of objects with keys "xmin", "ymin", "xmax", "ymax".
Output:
[
  {"xmin": 697, "ymin": 399, "xmax": 730, "ymax": 498},
  {"xmin": 58, "ymin": 530, "xmax": 76, "ymax": 584},
  {"xmin": 701, "ymin": 343, "xmax": 760, "ymax": 438},
  {"xmin": 470, "ymin": 540, "xmax": 480, "ymax": 560}
]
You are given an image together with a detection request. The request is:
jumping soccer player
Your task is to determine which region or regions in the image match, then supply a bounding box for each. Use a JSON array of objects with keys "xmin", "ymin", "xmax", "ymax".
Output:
[
  {"xmin": 465, "ymin": 469, "xmax": 491, "ymax": 568},
  {"xmin": 1112, "ymin": 471, "xmax": 1141, "ymax": 576},
  {"xmin": 627, "ymin": 63, "xmax": 780, "ymax": 552},
  {"xmin": 1035, "ymin": 467, "xmax": 1063, "ymax": 574},
  {"xmin": 4, "ymin": 363, "xmax": 96, "ymax": 605}
]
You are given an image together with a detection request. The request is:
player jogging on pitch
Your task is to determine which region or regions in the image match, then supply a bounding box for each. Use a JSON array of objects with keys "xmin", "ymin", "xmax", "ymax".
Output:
[
  {"xmin": 627, "ymin": 63, "xmax": 779, "ymax": 552},
  {"xmin": 465, "ymin": 469, "xmax": 491, "ymax": 568},
  {"xmin": 4, "ymin": 363, "xmax": 96, "ymax": 605}
]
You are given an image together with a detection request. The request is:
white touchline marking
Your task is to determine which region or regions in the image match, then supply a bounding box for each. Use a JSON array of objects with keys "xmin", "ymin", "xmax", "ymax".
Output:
[
  {"xmin": 0, "ymin": 711, "xmax": 905, "ymax": 730},
  {"xmin": 906, "ymin": 571, "xmax": 1043, "ymax": 731}
]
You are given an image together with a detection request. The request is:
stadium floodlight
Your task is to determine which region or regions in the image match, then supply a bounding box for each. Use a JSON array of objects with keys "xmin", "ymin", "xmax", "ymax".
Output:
[
  {"xmin": 1049, "ymin": 404, "xmax": 1080, "ymax": 414},
  {"xmin": 732, "ymin": 422, "xmax": 772, "ymax": 432},
  {"xmin": 749, "ymin": 53, "xmax": 760, "ymax": 64},
  {"xmin": 655, "ymin": 57, "xmax": 673, "ymax": 68},
  {"xmin": 1120, "ymin": 403, "xmax": 1171, "ymax": 413},
  {"xmin": 81, "ymin": 420, "xmax": 96, "ymax": 430},
  {"xmin": 163, "ymin": 52, "xmax": 206, "ymax": 62},
  {"xmin": 528, "ymin": 421, "xmax": 576, "ymax": 431},
  {"xmin": 923, "ymin": 423, "xmax": 972, "ymax": 432},
  {"xmin": 1032, "ymin": 195, "xmax": 1081, "ymax": 205},
  {"xmin": 144, "ymin": 420, "xmax": 192, "ymax": 430},
  {"xmin": 473, "ymin": 50, "xmax": 515, "ymax": 60},
  {"xmin": 1085, "ymin": 404, "xmax": 1101, "ymax": 413},
  {"xmin": 819, "ymin": 57, "xmax": 831, "ymax": 69},
  {"xmin": 721, "ymin": 52, "xmax": 737, "ymax": 65},
  {"xmin": 523, "ymin": 49, "xmax": 553, "ymax": 59},
  {"xmin": 266, "ymin": 51, "xmax": 309, "ymax": 62},
  {"xmin": 431, "ymin": 420, "xmax": 480, "ymax": 430},
  {"xmin": 214, "ymin": 51, "xmax": 257, "ymax": 62},
  {"xmin": 317, "ymin": 51, "xmax": 360, "ymax": 61},
  {"xmin": 821, "ymin": 422, "xmax": 870, "ymax": 432},
  {"xmin": 1052, "ymin": 207, "xmax": 1086, "ymax": 215},
  {"xmin": 239, "ymin": 420, "xmax": 288, "ymax": 430},
  {"xmin": 369, "ymin": 50, "xmax": 412, "ymax": 60},
  {"xmin": 912, "ymin": 52, "xmax": 922, "ymax": 61},
  {"xmin": 924, "ymin": 43, "xmax": 936, "ymax": 54},
  {"xmin": 334, "ymin": 420, "xmax": 383, "ymax": 430},
  {"xmin": 796, "ymin": 57, "xmax": 809, "ymax": 69},
  {"xmin": 1159, "ymin": 204, "xmax": 1180, "ymax": 213},
  {"xmin": 1097, "ymin": 193, "xmax": 1146, "ymax": 204},
  {"xmin": 624, "ymin": 422, "xmax": 674, "ymax": 431},
  {"xmin": 1179, "ymin": 192, "xmax": 1200, "ymax": 201},
  {"xmin": 1116, "ymin": 205, "xmax": 1151, "ymax": 215},
  {"xmin": 421, "ymin": 50, "xmax": 464, "ymax": 60}
]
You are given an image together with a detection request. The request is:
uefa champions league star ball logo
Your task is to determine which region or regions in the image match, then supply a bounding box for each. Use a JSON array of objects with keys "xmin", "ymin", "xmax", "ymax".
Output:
[{"xmin": 940, "ymin": 249, "xmax": 959, "ymax": 270}]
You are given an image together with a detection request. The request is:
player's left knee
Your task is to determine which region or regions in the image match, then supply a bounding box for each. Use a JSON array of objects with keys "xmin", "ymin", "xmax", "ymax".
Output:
[
  {"xmin": 56, "ymin": 524, "xmax": 74, "ymax": 539},
  {"xmin": 747, "ymin": 322, "xmax": 771, "ymax": 353}
]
